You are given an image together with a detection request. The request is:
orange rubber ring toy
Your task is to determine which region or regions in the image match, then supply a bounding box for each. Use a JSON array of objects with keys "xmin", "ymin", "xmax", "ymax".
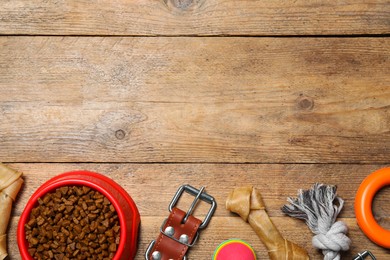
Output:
[{"xmin": 355, "ymin": 167, "xmax": 390, "ymax": 248}]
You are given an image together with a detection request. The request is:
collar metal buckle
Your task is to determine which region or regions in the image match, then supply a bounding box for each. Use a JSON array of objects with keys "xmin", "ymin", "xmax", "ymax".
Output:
[
  {"xmin": 353, "ymin": 250, "xmax": 376, "ymax": 260},
  {"xmin": 169, "ymin": 185, "xmax": 216, "ymax": 229}
]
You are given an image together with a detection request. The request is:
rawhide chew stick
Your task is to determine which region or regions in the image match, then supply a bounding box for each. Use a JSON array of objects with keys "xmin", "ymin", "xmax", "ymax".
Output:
[
  {"xmin": 0, "ymin": 163, "xmax": 23, "ymax": 260},
  {"xmin": 226, "ymin": 186, "xmax": 309, "ymax": 260}
]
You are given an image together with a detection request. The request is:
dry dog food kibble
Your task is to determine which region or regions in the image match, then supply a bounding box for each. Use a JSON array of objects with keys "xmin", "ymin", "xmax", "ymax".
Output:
[{"xmin": 25, "ymin": 186, "xmax": 120, "ymax": 260}]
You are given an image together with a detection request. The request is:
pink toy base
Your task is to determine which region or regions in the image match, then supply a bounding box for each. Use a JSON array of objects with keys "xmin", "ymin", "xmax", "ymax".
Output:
[{"xmin": 214, "ymin": 240, "xmax": 256, "ymax": 260}]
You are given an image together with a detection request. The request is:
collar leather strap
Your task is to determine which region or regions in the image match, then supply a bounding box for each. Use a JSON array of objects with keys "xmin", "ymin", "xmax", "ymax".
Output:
[
  {"xmin": 145, "ymin": 185, "xmax": 217, "ymax": 260},
  {"xmin": 149, "ymin": 207, "xmax": 202, "ymax": 260}
]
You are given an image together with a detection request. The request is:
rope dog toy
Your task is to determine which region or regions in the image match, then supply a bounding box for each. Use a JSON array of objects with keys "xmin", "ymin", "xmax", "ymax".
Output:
[{"xmin": 282, "ymin": 183, "xmax": 351, "ymax": 260}]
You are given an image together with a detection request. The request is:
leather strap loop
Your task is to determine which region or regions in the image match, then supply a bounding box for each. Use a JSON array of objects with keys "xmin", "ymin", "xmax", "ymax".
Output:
[{"xmin": 150, "ymin": 207, "xmax": 202, "ymax": 260}]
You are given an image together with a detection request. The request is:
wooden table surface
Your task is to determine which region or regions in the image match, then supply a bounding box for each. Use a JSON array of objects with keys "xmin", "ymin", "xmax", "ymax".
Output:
[{"xmin": 1, "ymin": 1, "xmax": 389, "ymax": 259}]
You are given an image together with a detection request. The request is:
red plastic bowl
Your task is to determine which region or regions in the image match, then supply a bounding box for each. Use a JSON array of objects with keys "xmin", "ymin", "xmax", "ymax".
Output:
[{"xmin": 17, "ymin": 171, "xmax": 140, "ymax": 260}]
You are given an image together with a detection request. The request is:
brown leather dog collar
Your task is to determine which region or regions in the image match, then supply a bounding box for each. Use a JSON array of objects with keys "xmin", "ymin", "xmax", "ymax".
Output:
[{"xmin": 145, "ymin": 185, "xmax": 217, "ymax": 260}]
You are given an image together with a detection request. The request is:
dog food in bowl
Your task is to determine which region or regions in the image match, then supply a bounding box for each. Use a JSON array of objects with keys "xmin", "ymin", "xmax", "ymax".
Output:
[
  {"xmin": 25, "ymin": 186, "xmax": 120, "ymax": 260},
  {"xmin": 18, "ymin": 171, "xmax": 140, "ymax": 260}
]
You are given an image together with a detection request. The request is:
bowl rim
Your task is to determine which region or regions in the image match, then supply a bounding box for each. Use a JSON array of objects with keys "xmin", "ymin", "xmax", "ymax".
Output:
[{"xmin": 17, "ymin": 171, "xmax": 139, "ymax": 260}]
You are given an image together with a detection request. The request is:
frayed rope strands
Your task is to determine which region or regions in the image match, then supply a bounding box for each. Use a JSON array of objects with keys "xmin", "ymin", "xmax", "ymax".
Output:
[{"xmin": 282, "ymin": 183, "xmax": 351, "ymax": 260}]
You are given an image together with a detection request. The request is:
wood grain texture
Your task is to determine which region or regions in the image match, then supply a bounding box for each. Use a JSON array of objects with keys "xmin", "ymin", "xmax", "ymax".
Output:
[
  {"xmin": 6, "ymin": 163, "xmax": 390, "ymax": 259},
  {"xmin": 1, "ymin": 37, "xmax": 389, "ymax": 163},
  {"xmin": 8, "ymin": 216, "xmax": 390, "ymax": 259},
  {"xmin": 0, "ymin": 0, "xmax": 389, "ymax": 36},
  {"xmin": 2, "ymin": 1, "xmax": 389, "ymax": 259},
  {"xmin": 8, "ymin": 163, "xmax": 390, "ymax": 219}
]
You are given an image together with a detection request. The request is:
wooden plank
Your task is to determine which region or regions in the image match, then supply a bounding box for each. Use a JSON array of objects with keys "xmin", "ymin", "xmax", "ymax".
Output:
[
  {"xmin": 0, "ymin": 37, "xmax": 389, "ymax": 163},
  {"xmin": 8, "ymin": 216, "xmax": 390, "ymax": 259},
  {"xmin": 0, "ymin": 0, "xmax": 389, "ymax": 36},
  {"xmin": 6, "ymin": 163, "xmax": 390, "ymax": 259},
  {"xmin": 8, "ymin": 163, "xmax": 390, "ymax": 219}
]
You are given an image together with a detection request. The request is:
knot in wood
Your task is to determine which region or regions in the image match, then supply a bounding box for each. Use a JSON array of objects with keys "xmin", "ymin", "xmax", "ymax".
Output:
[
  {"xmin": 165, "ymin": 0, "xmax": 203, "ymax": 11},
  {"xmin": 297, "ymin": 96, "xmax": 314, "ymax": 110},
  {"xmin": 171, "ymin": 0, "xmax": 193, "ymax": 9},
  {"xmin": 115, "ymin": 129, "xmax": 126, "ymax": 140}
]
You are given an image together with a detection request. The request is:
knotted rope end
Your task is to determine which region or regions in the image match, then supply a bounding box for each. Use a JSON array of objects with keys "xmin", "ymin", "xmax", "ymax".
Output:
[{"xmin": 282, "ymin": 183, "xmax": 351, "ymax": 260}]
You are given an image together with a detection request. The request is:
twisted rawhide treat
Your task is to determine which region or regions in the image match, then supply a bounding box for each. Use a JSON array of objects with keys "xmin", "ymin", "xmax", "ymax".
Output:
[
  {"xmin": 226, "ymin": 187, "xmax": 309, "ymax": 260},
  {"xmin": 0, "ymin": 163, "xmax": 23, "ymax": 260}
]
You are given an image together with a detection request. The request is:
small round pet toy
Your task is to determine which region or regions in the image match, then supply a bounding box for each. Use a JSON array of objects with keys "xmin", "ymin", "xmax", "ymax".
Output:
[
  {"xmin": 213, "ymin": 239, "xmax": 256, "ymax": 260},
  {"xmin": 355, "ymin": 167, "xmax": 390, "ymax": 248}
]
